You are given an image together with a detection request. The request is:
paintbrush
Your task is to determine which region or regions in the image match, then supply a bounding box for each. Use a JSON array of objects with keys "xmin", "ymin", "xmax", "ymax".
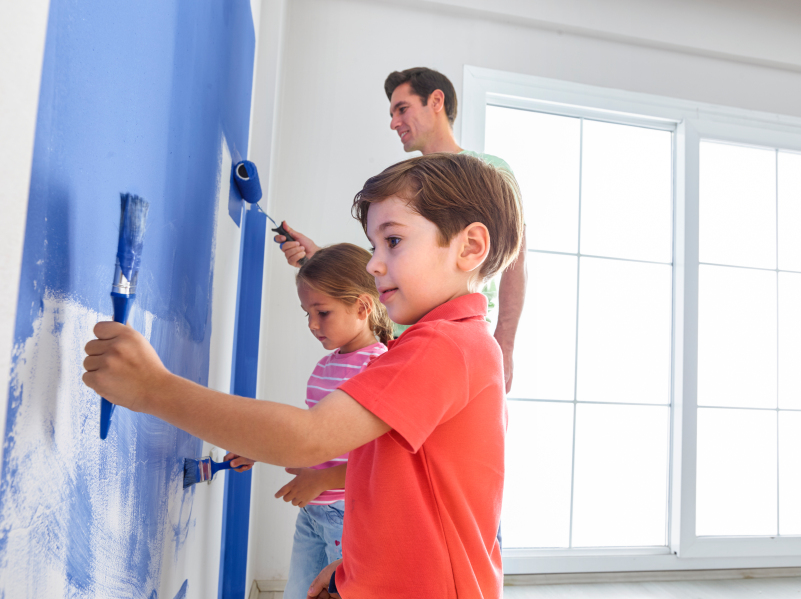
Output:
[
  {"xmin": 183, "ymin": 456, "xmax": 237, "ymax": 489},
  {"xmin": 100, "ymin": 193, "xmax": 149, "ymax": 440}
]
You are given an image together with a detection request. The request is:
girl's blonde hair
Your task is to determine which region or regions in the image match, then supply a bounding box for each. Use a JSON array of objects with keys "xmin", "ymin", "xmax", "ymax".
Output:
[{"xmin": 296, "ymin": 243, "xmax": 394, "ymax": 346}]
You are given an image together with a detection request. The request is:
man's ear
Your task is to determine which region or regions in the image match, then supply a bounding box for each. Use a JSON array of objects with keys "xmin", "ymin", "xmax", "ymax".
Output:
[
  {"xmin": 428, "ymin": 89, "xmax": 445, "ymax": 114},
  {"xmin": 456, "ymin": 222, "xmax": 490, "ymax": 274}
]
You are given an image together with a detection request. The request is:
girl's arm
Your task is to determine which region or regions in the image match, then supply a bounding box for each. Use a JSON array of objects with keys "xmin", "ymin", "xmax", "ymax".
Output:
[{"xmin": 83, "ymin": 322, "xmax": 390, "ymax": 466}]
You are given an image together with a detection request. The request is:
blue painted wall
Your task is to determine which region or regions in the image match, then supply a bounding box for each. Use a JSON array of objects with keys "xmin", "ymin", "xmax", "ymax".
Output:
[{"xmin": 0, "ymin": 1, "xmax": 256, "ymax": 597}]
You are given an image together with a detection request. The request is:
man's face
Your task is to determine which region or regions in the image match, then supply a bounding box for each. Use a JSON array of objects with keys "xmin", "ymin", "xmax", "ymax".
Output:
[
  {"xmin": 365, "ymin": 196, "xmax": 465, "ymax": 325},
  {"xmin": 389, "ymin": 82, "xmax": 436, "ymax": 153}
]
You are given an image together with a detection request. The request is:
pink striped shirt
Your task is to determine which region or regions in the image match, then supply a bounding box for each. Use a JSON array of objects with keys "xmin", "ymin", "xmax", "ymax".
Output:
[{"xmin": 306, "ymin": 342, "xmax": 387, "ymax": 505}]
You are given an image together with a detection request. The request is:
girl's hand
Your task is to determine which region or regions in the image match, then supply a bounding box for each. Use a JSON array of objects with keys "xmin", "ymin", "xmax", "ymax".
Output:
[
  {"xmin": 307, "ymin": 559, "xmax": 342, "ymax": 598},
  {"xmin": 275, "ymin": 467, "xmax": 329, "ymax": 507},
  {"xmin": 224, "ymin": 452, "xmax": 256, "ymax": 473}
]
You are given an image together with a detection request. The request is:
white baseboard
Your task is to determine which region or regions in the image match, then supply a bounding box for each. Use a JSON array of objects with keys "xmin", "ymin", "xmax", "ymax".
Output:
[
  {"xmin": 504, "ymin": 567, "xmax": 801, "ymax": 586},
  {"xmin": 256, "ymin": 580, "xmax": 288, "ymax": 592}
]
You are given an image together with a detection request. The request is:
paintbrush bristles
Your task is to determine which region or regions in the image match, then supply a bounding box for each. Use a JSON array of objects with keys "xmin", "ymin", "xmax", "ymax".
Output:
[
  {"xmin": 117, "ymin": 193, "xmax": 149, "ymax": 280},
  {"xmin": 183, "ymin": 458, "xmax": 202, "ymax": 489}
]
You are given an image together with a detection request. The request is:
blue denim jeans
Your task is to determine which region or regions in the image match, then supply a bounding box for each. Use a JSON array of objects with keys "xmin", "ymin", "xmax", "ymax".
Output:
[{"xmin": 283, "ymin": 501, "xmax": 345, "ymax": 599}]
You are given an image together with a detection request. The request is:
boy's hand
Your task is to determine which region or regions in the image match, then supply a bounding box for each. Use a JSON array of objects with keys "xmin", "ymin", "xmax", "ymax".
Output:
[
  {"xmin": 307, "ymin": 559, "xmax": 342, "ymax": 598},
  {"xmin": 275, "ymin": 467, "xmax": 329, "ymax": 507},
  {"xmin": 83, "ymin": 321, "xmax": 169, "ymax": 412},
  {"xmin": 224, "ymin": 452, "xmax": 256, "ymax": 473},
  {"xmin": 274, "ymin": 222, "xmax": 320, "ymax": 267}
]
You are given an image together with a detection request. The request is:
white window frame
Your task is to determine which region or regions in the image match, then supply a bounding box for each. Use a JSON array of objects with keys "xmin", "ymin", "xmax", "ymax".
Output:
[{"xmin": 462, "ymin": 65, "xmax": 801, "ymax": 575}]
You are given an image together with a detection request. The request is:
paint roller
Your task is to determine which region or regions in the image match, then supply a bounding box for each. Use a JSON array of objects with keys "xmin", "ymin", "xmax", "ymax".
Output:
[{"xmin": 233, "ymin": 160, "xmax": 306, "ymax": 265}]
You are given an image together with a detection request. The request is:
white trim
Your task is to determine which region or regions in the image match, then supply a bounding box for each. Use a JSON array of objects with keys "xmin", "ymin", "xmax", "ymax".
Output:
[
  {"xmin": 0, "ymin": 0, "xmax": 51, "ymax": 478},
  {"xmin": 504, "ymin": 566, "xmax": 801, "ymax": 586}
]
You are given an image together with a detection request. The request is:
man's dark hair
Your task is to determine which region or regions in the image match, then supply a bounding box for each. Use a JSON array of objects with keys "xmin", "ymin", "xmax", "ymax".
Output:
[{"xmin": 384, "ymin": 67, "xmax": 458, "ymax": 126}]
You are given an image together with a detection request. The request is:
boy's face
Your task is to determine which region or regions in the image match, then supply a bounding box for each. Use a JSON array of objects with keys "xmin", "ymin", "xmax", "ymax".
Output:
[{"xmin": 366, "ymin": 196, "xmax": 468, "ymax": 325}]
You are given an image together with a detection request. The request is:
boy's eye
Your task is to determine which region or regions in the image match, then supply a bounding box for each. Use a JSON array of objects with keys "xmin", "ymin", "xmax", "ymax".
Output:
[
  {"xmin": 387, "ymin": 237, "xmax": 400, "ymax": 249},
  {"xmin": 318, "ymin": 311, "xmax": 329, "ymax": 317},
  {"xmin": 369, "ymin": 247, "xmax": 375, "ymax": 254}
]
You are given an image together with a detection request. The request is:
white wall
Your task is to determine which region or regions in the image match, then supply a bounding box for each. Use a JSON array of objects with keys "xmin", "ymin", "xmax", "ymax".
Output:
[
  {"xmin": 249, "ymin": 0, "xmax": 801, "ymax": 582},
  {"xmin": 0, "ymin": 0, "xmax": 50, "ymax": 474}
]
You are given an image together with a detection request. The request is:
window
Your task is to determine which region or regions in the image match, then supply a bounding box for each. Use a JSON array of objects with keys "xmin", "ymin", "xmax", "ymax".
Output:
[{"xmin": 463, "ymin": 66, "xmax": 801, "ymax": 575}]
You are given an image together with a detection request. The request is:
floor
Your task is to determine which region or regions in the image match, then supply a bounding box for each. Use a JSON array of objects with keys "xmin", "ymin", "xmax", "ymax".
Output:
[{"xmin": 255, "ymin": 576, "xmax": 801, "ymax": 598}]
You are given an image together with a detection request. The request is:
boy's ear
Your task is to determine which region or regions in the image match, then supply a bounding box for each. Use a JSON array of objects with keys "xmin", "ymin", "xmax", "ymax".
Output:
[{"xmin": 456, "ymin": 222, "xmax": 490, "ymax": 274}]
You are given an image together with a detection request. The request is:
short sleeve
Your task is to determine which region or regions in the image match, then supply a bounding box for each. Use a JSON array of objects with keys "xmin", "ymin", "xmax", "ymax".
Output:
[{"xmin": 338, "ymin": 324, "xmax": 470, "ymax": 452}]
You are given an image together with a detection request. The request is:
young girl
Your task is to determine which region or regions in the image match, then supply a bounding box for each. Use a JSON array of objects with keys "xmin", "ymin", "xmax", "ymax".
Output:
[{"xmin": 225, "ymin": 243, "xmax": 392, "ymax": 599}]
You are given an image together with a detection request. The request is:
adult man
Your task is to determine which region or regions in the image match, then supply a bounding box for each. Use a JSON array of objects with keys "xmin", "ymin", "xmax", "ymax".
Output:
[{"xmin": 276, "ymin": 67, "xmax": 526, "ymax": 392}]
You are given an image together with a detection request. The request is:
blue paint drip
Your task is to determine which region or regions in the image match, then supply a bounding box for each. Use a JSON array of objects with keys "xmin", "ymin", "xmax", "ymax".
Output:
[
  {"xmin": 219, "ymin": 208, "xmax": 266, "ymax": 599},
  {"xmin": 1, "ymin": 0, "xmax": 256, "ymax": 596}
]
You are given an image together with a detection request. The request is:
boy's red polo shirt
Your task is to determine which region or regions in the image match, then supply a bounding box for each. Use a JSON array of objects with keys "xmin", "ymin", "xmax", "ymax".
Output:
[{"xmin": 336, "ymin": 293, "xmax": 506, "ymax": 599}]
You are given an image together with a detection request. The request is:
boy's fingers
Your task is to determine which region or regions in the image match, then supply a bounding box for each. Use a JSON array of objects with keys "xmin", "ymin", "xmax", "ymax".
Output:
[
  {"xmin": 273, "ymin": 234, "xmax": 286, "ymax": 243},
  {"xmin": 93, "ymin": 321, "xmax": 128, "ymax": 340},
  {"xmin": 274, "ymin": 484, "xmax": 291, "ymax": 499},
  {"xmin": 285, "ymin": 467, "xmax": 301, "ymax": 475},
  {"xmin": 83, "ymin": 355, "xmax": 104, "ymax": 372},
  {"xmin": 84, "ymin": 338, "xmax": 112, "ymax": 356}
]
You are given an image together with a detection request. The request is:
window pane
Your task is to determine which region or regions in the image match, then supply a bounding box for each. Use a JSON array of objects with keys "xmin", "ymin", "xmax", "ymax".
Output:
[
  {"xmin": 484, "ymin": 106, "xmax": 580, "ymax": 254},
  {"xmin": 779, "ymin": 411, "xmax": 801, "ymax": 535},
  {"xmin": 779, "ymin": 151, "xmax": 801, "ymax": 271},
  {"xmin": 509, "ymin": 253, "xmax": 577, "ymax": 401},
  {"xmin": 572, "ymin": 404, "xmax": 669, "ymax": 547},
  {"xmin": 698, "ymin": 265, "xmax": 777, "ymax": 409},
  {"xmin": 696, "ymin": 408, "xmax": 777, "ymax": 536},
  {"xmin": 700, "ymin": 142, "xmax": 776, "ymax": 269},
  {"xmin": 503, "ymin": 401, "xmax": 574, "ymax": 548},
  {"xmin": 576, "ymin": 257, "xmax": 672, "ymax": 404},
  {"xmin": 779, "ymin": 272, "xmax": 801, "ymax": 409},
  {"xmin": 581, "ymin": 120, "xmax": 672, "ymax": 263}
]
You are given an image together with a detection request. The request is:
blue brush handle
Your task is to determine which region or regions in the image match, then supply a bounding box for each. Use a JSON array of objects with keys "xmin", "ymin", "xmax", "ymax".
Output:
[
  {"xmin": 99, "ymin": 293, "xmax": 135, "ymax": 439},
  {"xmin": 211, "ymin": 459, "xmax": 236, "ymax": 477}
]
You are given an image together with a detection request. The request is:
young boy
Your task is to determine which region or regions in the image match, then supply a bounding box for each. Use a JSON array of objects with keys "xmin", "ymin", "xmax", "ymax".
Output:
[{"xmin": 82, "ymin": 152, "xmax": 523, "ymax": 598}]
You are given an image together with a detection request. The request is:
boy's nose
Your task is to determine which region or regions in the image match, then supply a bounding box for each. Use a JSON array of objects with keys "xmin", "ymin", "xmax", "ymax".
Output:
[{"xmin": 366, "ymin": 254, "xmax": 385, "ymax": 276}]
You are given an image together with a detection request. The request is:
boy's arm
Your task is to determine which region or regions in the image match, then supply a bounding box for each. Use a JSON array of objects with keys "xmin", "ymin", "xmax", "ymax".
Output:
[
  {"xmin": 494, "ymin": 227, "xmax": 527, "ymax": 393},
  {"xmin": 83, "ymin": 322, "xmax": 389, "ymax": 466}
]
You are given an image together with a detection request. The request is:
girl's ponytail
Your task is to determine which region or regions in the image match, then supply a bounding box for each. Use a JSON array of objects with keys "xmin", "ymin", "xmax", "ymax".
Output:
[{"xmin": 296, "ymin": 243, "xmax": 394, "ymax": 346}]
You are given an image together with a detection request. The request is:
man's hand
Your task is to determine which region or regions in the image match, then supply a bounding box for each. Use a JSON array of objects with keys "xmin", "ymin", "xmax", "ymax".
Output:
[
  {"xmin": 224, "ymin": 452, "xmax": 256, "ymax": 473},
  {"xmin": 83, "ymin": 322, "xmax": 170, "ymax": 412},
  {"xmin": 307, "ymin": 559, "xmax": 342, "ymax": 598},
  {"xmin": 274, "ymin": 222, "xmax": 320, "ymax": 267},
  {"xmin": 275, "ymin": 467, "xmax": 329, "ymax": 507}
]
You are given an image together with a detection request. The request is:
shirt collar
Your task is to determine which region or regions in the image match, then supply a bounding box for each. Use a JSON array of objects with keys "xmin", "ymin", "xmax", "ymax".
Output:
[{"xmin": 416, "ymin": 292, "xmax": 487, "ymax": 325}]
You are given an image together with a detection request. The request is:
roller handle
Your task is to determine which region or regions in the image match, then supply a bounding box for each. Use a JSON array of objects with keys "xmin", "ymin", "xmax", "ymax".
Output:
[{"xmin": 271, "ymin": 223, "xmax": 307, "ymax": 266}]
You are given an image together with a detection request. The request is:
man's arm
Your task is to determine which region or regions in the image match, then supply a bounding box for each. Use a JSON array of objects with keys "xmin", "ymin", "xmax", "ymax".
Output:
[
  {"xmin": 83, "ymin": 322, "xmax": 389, "ymax": 465},
  {"xmin": 494, "ymin": 227, "xmax": 527, "ymax": 393}
]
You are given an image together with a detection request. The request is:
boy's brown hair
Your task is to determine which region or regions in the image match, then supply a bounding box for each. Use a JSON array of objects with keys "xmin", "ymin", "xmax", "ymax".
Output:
[{"xmin": 352, "ymin": 153, "xmax": 523, "ymax": 281}]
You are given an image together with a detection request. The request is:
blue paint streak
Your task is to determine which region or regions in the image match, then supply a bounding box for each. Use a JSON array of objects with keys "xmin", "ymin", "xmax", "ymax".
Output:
[
  {"xmin": 173, "ymin": 579, "xmax": 189, "ymax": 599},
  {"xmin": 1, "ymin": 1, "xmax": 256, "ymax": 596},
  {"xmin": 219, "ymin": 208, "xmax": 266, "ymax": 599}
]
